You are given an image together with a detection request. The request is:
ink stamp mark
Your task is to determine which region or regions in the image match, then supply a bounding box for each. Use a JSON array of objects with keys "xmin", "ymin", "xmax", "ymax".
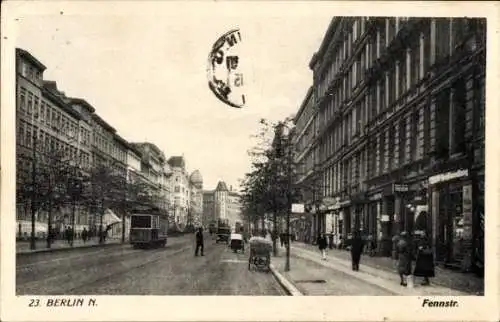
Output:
[{"xmin": 207, "ymin": 28, "xmax": 245, "ymax": 108}]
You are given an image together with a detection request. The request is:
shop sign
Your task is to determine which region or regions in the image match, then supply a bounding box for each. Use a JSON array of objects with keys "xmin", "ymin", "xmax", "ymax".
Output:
[
  {"xmin": 428, "ymin": 169, "xmax": 469, "ymax": 185},
  {"xmin": 380, "ymin": 215, "xmax": 390, "ymax": 222},
  {"xmin": 291, "ymin": 203, "xmax": 305, "ymax": 214},
  {"xmin": 369, "ymin": 193, "xmax": 383, "ymax": 201},
  {"xmin": 393, "ymin": 184, "xmax": 409, "ymax": 193}
]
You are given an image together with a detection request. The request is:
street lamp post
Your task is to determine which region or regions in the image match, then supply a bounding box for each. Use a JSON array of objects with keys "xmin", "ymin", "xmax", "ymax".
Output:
[
  {"xmin": 285, "ymin": 129, "xmax": 293, "ymax": 272},
  {"xmin": 30, "ymin": 132, "xmax": 38, "ymax": 250}
]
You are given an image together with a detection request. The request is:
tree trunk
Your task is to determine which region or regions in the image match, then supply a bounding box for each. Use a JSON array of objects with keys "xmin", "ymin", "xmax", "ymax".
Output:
[
  {"xmin": 46, "ymin": 199, "xmax": 52, "ymax": 249},
  {"xmin": 121, "ymin": 210, "xmax": 126, "ymax": 244},
  {"xmin": 272, "ymin": 210, "xmax": 278, "ymax": 257},
  {"xmin": 98, "ymin": 204, "xmax": 104, "ymax": 244}
]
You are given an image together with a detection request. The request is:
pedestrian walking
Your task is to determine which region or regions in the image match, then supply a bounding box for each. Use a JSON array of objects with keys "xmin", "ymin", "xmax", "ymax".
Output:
[
  {"xmin": 317, "ymin": 233, "xmax": 328, "ymax": 260},
  {"xmin": 413, "ymin": 234, "xmax": 435, "ymax": 285},
  {"xmin": 328, "ymin": 232, "xmax": 334, "ymax": 249},
  {"xmin": 368, "ymin": 235, "xmax": 377, "ymax": 257},
  {"xmin": 350, "ymin": 230, "xmax": 365, "ymax": 271},
  {"xmin": 195, "ymin": 227, "xmax": 204, "ymax": 256},
  {"xmin": 396, "ymin": 231, "xmax": 413, "ymax": 286},
  {"xmin": 65, "ymin": 226, "xmax": 71, "ymax": 245},
  {"xmin": 280, "ymin": 233, "xmax": 285, "ymax": 247},
  {"xmin": 82, "ymin": 227, "xmax": 88, "ymax": 243}
]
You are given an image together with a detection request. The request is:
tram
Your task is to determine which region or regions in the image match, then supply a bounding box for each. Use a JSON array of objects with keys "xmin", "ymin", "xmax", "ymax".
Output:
[{"xmin": 129, "ymin": 205, "xmax": 168, "ymax": 249}]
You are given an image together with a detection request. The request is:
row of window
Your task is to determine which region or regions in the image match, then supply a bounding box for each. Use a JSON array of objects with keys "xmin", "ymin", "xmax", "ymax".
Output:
[
  {"xmin": 316, "ymin": 18, "xmax": 473, "ymax": 129},
  {"xmin": 20, "ymin": 62, "xmax": 42, "ymax": 83},
  {"xmin": 318, "ymin": 75, "xmax": 478, "ymax": 198},
  {"xmin": 19, "ymin": 87, "xmax": 87, "ymax": 144},
  {"xmin": 17, "ymin": 120, "xmax": 92, "ymax": 169}
]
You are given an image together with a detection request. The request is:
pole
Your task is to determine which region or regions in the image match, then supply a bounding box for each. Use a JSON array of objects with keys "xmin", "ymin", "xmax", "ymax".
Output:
[
  {"xmin": 122, "ymin": 179, "xmax": 126, "ymax": 244},
  {"xmin": 99, "ymin": 199, "xmax": 104, "ymax": 244},
  {"xmin": 46, "ymin": 197, "xmax": 52, "ymax": 249},
  {"xmin": 285, "ymin": 130, "xmax": 292, "ymax": 272},
  {"xmin": 30, "ymin": 133, "xmax": 37, "ymax": 250},
  {"xmin": 71, "ymin": 166, "xmax": 77, "ymax": 247}
]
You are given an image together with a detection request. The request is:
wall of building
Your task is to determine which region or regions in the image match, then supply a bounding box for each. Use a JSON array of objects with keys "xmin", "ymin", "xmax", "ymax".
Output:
[{"xmin": 295, "ymin": 17, "xmax": 485, "ymax": 270}]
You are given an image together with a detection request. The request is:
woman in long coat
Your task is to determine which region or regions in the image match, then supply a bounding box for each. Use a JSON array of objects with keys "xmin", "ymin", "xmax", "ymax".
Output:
[
  {"xmin": 413, "ymin": 236, "xmax": 435, "ymax": 285},
  {"xmin": 396, "ymin": 231, "xmax": 412, "ymax": 286}
]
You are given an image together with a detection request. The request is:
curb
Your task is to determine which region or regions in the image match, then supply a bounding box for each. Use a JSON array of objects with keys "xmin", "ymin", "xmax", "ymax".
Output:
[
  {"xmin": 269, "ymin": 264, "xmax": 303, "ymax": 296},
  {"xmin": 16, "ymin": 242, "xmax": 122, "ymax": 256}
]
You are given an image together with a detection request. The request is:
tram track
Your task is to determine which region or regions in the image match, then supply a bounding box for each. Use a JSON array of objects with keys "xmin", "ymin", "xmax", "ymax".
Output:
[
  {"xmin": 65, "ymin": 245, "xmax": 191, "ymax": 294},
  {"xmin": 17, "ymin": 240, "xmax": 192, "ymax": 295}
]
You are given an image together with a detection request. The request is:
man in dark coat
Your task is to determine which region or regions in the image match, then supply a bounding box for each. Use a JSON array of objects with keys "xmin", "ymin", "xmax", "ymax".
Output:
[
  {"xmin": 413, "ymin": 235, "xmax": 435, "ymax": 285},
  {"xmin": 195, "ymin": 227, "xmax": 204, "ymax": 256},
  {"xmin": 396, "ymin": 231, "xmax": 413, "ymax": 286},
  {"xmin": 81, "ymin": 227, "xmax": 88, "ymax": 243},
  {"xmin": 317, "ymin": 233, "xmax": 328, "ymax": 260},
  {"xmin": 350, "ymin": 231, "xmax": 365, "ymax": 271}
]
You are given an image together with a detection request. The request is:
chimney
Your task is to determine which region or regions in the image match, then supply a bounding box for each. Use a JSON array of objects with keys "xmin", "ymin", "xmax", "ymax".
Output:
[{"xmin": 230, "ymin": 185, "xmax": 233, "ymax": 191}]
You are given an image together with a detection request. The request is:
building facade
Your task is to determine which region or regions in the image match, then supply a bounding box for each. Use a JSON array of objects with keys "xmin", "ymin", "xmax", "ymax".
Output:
[
  {"xmin": 189, "ymin": 170, "xmax": 204, "ymax": 229},
  {"xmin": 15, "ymin": 48, "xmax": 181, "ymax": 243},
  {"xmin": 203, "ymin": 181, "xmax": 242, "ymax": 229},
  {"xmin": 166, "ymin": 156, "xmax": 203, "ymax": 231},
  {"xmin": 16, "ymin": 49, "xmax": 94, "ymax": 238},
  {"xmin": 292, "ymin": 87, "xmax": 319, "ymax": 243},
  {"xmin": 300, "ymin": 17, "xmax": 485, "ymax": 270}
]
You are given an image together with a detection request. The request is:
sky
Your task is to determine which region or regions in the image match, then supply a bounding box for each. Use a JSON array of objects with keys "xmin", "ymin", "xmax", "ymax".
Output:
[{"xmin": 15, "ymin": 4, "xmax": 332, "ymax": 191}]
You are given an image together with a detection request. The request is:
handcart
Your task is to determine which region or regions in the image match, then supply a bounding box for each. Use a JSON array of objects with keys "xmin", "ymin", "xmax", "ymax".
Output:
[{"xmin": 248, "ymin": 237, "xmax": 272, "ymax": 272}]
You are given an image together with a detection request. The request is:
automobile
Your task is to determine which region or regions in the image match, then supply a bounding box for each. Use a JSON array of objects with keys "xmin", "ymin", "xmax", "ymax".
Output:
[
  {"xmin": 216, "ymin": 227, "xmax": 231, "ymax": 244},
  {"xmin": 229, "ymin": 233, "xmax": 244, "ymax": 253}
]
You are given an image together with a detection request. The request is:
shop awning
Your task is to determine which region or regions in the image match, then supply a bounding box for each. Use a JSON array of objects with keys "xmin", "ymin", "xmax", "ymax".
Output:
[{"xmin": 103, "ymin": 209, "xmax": 122, "ymax": 226}]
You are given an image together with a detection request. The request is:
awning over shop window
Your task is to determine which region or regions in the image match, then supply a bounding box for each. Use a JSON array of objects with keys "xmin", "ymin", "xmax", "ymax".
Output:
[{"xmin": 103, "ymin": 209, "xmax": 122, "ymax": 226}]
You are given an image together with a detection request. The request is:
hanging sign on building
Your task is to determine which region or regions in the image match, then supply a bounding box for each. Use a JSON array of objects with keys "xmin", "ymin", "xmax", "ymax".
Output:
[
  {"xmin": 207, "ymin": 28, "xmax": 246, "ymax": 109},
  {"xmin": 291, "ymin": 203, "xmax": 305, "ymax": 214},
  {"xmin": 369, "ymin": 193, "xmax": 383, "ymax": 201},
  {"xmin": 393, "ymin": 184, "xmax": 409, "ymax": 193}
]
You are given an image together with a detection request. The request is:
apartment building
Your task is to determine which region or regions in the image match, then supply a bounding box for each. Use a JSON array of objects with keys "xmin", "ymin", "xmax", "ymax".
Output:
[
  {"xmin": 189, "ymin": 170, "xmax": 204, "ymax": 229},
  {"xmin": 292, "ymin": 87, "xmax": 319, "ymax": 242},
  {"xmin": 15, "ymin": 48, "xmax": 177, "ymax": 241},
  {"xmin": 203, "ymin": 181, "xmax": 241, "ymax": 229},
  {"xmin": 16, "ymin": 49, "xmax": 94, "ymax": 237},
  {"xmin": 303, "ymin": 17, "xmax": 485, "ymax": 269},
  {"xmin": 167, "ymin": 156, "xmax": 203, "ymax": 231}
]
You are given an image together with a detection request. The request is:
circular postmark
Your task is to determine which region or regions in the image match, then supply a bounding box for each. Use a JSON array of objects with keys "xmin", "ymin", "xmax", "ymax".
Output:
[{"xmin": 207, "ymin": 28, "xmax": 245, "ymax": 108}]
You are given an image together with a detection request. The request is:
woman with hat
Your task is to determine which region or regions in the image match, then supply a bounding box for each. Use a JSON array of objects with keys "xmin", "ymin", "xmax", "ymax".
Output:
[
  {"xmin": 396, "ymin": 231, "xmax": 412, "ymax": 286},
  {"xmin": 413, "ymin": 233, "xmax": 435, "ymax": 285}
]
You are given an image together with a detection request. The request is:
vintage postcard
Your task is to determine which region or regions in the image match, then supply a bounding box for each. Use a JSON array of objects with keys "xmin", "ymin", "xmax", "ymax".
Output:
[{"xmin": 1, "ymin": 1, "xmax": 499, "ymax": 321}]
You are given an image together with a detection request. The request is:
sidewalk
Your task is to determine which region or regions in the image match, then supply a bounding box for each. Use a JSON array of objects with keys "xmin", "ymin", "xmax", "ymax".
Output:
[
  {"xmin": 16, "ymin": 238, "xmax": 122, "ymax": 254},
  {"xmin": 290, "ymin": 242, "xmax": 483, "ymax": 295}
]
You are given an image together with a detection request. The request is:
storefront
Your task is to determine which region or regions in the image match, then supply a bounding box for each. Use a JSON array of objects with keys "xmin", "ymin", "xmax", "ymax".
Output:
[
  {"xmin": 338, "ymin": 200, "xmax": 351, "ymax": 239},
  {"xmin": 429, "ymin": 168, "xmax": 474, "ymax": 268},
  {"xmin": 366, "ymin": 192, "xmax": 383, "ymax": 239}
]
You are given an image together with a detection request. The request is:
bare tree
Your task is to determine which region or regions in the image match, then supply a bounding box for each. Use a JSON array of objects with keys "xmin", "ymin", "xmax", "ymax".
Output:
[
  {"xmin": 82, "ymin": 162, "xmax": 160, "ymax": 244},
  {"xmin": 16, "ymin": 134, "xmax": 82, "ymax": 250}
]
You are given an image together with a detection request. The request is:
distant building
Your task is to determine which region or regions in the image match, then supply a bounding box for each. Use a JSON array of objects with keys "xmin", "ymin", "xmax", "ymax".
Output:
[
  {"xmin": 167, "ymin": 156, "xmax": 202, "ymax": 231},
  {"xmin": 203, "ymin": 181, "xmax": 242, "ymax": 229},
  {"xmin": 189, "ymin": 170, "xmax": 204, "ymax": 228}
]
